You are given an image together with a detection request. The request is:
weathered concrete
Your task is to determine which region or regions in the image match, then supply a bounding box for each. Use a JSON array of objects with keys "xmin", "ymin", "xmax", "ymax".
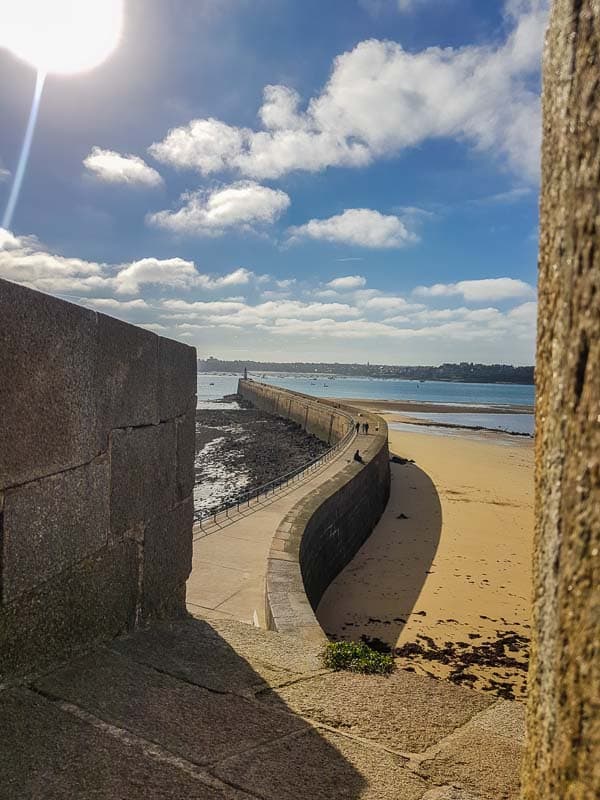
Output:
[
  {"xmin": 0, "ymin": 615, "xmax": 526, "ymax": 799},
  {"xmin": 259, "ymin": 669, "xmax": 492, "ymax": 753},
  {"xmin": 418, "ymin": 700, "xmax": 525, "ymax": 799},
  {"xmin": 522, "ymin": 2, "xmax": 600, "ymax": 798},
  {"xmin": 0, "ymin": 279, "xmax": 196, "ymax": 680}
]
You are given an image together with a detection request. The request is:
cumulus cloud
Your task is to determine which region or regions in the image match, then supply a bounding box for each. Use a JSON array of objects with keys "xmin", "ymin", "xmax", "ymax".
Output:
[
  {"xmin": 148, "ymin": 1, "xmax": 547, "ymax": 182},
  {"xmin": 147, "ymin": 181, "xmax": 290, "ymax": 236},
  {"xmin": 83, "ymin": 147, "xmax": 163, "ymax": 187},
  {"xmin": 0, "ymin": 228, "xmax": 259, "ymax": 297},
  {"xmin": 288, "ymin": 209, "xmax": 417, "ymax": 249},
  {"xmin": 326, "ymin": 275, "xmax": 367, "ymax": 290},
  {"xmin": 414, "ymin": 278, "xmax": 535, "ymax": 302}
]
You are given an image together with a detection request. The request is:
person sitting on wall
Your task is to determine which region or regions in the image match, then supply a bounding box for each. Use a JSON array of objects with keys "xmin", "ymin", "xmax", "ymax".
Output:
[{"xmin": 353, "ymin": 449, "xmax": 364, "ymax": 464}]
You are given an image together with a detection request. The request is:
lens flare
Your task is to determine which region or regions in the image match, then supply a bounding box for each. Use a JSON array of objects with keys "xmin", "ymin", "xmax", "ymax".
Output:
[{"xmin": 0, "ymin": 0, "xmax": 124, "ymax": 75}]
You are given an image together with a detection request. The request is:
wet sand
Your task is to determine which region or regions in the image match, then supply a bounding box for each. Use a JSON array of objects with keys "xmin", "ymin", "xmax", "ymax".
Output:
[
  {"xmin": 317, "ymin": 423, "xmax": 533, "ymax": 700},
  {"xmin": 332, "ymin": 398, "xmax": 533, "ymax": 415}
]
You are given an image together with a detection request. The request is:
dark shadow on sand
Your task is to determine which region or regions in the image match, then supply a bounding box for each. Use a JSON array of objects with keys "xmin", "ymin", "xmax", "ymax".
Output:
[{"xmin": 316, "ymin": 458, "xmax": 442, "ymax": 654}]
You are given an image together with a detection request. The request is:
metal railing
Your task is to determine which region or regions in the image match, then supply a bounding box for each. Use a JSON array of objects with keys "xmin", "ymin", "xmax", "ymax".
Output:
[{"xmin": 194, "ymin": 411, "xmax": 356, "ymax": 527}]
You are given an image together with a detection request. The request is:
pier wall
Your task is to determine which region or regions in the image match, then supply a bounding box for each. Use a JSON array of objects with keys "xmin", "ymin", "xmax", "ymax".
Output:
[
  {"xmin": 238, "ymin": 380, "xmax": 390, "ymax": 642},
  {"xmin": 0, "ymin": 279, "xmax": 196, "ymax": 679},
  {"xmin": 237, "ymin": 379, "xmax": 351, "ymax": 444}
]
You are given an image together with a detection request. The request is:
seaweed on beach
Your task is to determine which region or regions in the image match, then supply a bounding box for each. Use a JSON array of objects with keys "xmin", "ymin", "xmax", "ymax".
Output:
[{"xmin": 395, "ymin": 629, "xmax": 530, "ymax": 700}]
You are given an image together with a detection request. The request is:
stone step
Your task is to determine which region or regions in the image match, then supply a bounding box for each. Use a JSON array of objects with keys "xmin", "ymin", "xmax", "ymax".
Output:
[{"xmin": 0, "ymin": 615, "xmax": 525, "ymax": 799}]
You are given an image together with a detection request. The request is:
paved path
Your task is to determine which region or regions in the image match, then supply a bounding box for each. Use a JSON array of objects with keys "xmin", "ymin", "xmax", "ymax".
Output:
[
  {"xmin": 186, "ymin": 430, "xmax": 358, "ymax": 626},
  {"xmin": 0, "ymin": 614, "xmax": 526, "ymax": 799}
]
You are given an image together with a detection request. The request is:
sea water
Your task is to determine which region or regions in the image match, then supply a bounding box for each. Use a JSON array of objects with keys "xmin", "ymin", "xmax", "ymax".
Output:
[{"xmin": 196, "ymin": 372, "xmax": 535, "ymax": 435}]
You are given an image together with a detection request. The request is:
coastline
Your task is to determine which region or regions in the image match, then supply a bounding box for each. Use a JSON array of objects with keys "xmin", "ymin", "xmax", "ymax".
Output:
[
  {"xmin": 331, "ymin": 397, "xmax": 534, "ymax": 415},
  {"xmin": 318, "ymin": 407, "xmax": 534, "ymax": 700}
]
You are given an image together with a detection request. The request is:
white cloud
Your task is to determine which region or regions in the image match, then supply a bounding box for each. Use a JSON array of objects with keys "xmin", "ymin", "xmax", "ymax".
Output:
[
  {"xmin": 149, "ymin": 1, "xmax": 547, "ymax": 182},
  {"xmin": 0, "ymin": 163, "xmax": 10, "ymax": 183},
  {"xmin": 0, "ymin": 228, "xmax": 260, "ymax": 297},
  {"xmin": 289, "ymin": 209, "xmax": 417, "ymax": 249},
  {"xmin": 326, "ymin": 275, "xmax": 367, "ymax": 290},
  {"xmin": 83, "ymin": 147, "xmax": 163, "ymax": 187},
  {"xmin": 82, "ymin": 297, "xmax": 150, "ymax": 311},
  {"xmin": 414, "ymin": 278, "xmax": 535, "ymax": 302},
  {"xmin": 147, "ymin": 181, "xmax": 290, "ymax": 236}
]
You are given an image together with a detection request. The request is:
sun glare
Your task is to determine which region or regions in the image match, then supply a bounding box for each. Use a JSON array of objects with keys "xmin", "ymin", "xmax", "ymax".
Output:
[{"xmin": 0, "ymin": 0, "xmax": 124, "ymax": 75}]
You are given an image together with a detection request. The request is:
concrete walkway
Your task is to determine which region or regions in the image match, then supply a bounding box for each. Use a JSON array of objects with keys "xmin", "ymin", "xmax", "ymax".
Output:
[
  {"xmin": 0, "ymin": 614, "xmax": 525, "ymax": 799},
  {"xmin": 186, "ymin": 430, "xmax": 359, "ymax": 626}
]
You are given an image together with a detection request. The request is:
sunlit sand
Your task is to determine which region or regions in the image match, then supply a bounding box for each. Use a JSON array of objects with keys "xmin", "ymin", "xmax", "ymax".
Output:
[{"xmin": 318, "ymin": 419, "xmax": 533, "ymax": 700}]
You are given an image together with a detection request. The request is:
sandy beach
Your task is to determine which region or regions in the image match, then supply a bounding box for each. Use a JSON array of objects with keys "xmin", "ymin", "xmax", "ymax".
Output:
[{"xmin": 317, "ymin": 416, "xmax": 534, "ymax": 700}]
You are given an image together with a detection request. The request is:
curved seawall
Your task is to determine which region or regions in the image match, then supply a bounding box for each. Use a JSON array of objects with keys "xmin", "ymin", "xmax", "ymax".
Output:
[{"xmin": 237, "ymin": 380, "xmax": 390, "ymax": 642}]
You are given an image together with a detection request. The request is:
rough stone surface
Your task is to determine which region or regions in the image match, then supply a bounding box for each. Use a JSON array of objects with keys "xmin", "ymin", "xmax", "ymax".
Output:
[
  {"xmin": 34, "ymin": 650, "xmax": 307, "ymax": 766},
  {"xmin": 421, "ymin": 790, "xmax": 483, "ymax": 800},
  {"xmin": 158, "ymin": 336, "xmax": 196, "ymax": 421},
  {"xmin": 2, "ymin": 456, "xmax": 110, "ymax": 602},
  {"xmin": 111, "ymin": 617, "xmax": 324, "ymax": 695},
  {"xmin": 418, "ymin": 700, "xmax": 525, "ymax": 800},
  {"xmin": 176, "ymin": 404, "xmax": 196, "ymax": 502},
  {"xmin": 142, "ymin": 498, "xmax": 193, "ymax": 617},
  {"xmin": 213, "ymin": 727, "xmax": 428, "ymax": 800},
  {"xmin": 0, "ymin": 279, "xmax": 98, "ymax": 490},
  {"xmin": 0, "ymin": 541, "xmax": 138, "ymax": 680},
  {"xmin": 95, "ymin": 313, "xmax": 159, "ymax": 443},
  {"xmin": 109, "ymin": 422, "xmax": 176, "ymax": 538},
  {"xmin": 0, "ymin": 688, "xmax": 241, "ymax": 800},
  {"xmin": 522, "ymin": 3, "xmax": 600, "ymax": 798},
  {"xmin": 260, "ymin": 669, "xmax": 492, "ymax": 753}
]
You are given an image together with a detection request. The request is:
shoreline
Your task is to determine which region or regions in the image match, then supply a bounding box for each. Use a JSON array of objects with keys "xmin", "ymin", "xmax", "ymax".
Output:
[
  {"xmin": 317, "ymin": 409, "xmax": 534, "ymax": 700},
  {"xmin": 332, "ymin": 397, "xmax": 534, "ymax": 415}
]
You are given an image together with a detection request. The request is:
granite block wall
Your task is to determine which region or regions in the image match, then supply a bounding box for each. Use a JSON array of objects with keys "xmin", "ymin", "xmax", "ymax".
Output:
[{"xmin": 0, "ymin": 279, "xmax": 196, "ymax": 680}]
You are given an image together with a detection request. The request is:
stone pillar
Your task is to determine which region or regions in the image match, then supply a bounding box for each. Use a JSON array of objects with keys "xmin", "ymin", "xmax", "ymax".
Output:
[{"xmin": 522, "ymin": 2, "xmax": 599, "ymax": 797}]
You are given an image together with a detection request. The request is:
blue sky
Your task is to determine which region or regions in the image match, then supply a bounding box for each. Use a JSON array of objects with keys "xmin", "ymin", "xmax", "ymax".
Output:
[{"xmin": 0, "ymin": 0, "xmax": 546, "ymax": 364}]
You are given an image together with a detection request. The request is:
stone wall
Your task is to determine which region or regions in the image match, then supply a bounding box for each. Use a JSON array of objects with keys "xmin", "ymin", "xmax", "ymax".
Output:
[
  {"xmin": 522, "ymin": 2, "xmax": 599, "ymax": 797},
  {"xmin": 0, "ymin": 279, "xmax": 197, "ymax": 680},
  {"xmin": 237, "ymin": 379, "xmax": 351, "ymax": 444},
  {"xmin": 237, "ymin": 382, "xmax": 390, "ymax": 643}
]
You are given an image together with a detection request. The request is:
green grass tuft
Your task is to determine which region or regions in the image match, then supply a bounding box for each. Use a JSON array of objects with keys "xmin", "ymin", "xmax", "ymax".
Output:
[{"xmin": 321, "ymin": 641, "xmax": 396, "ymax": 675}]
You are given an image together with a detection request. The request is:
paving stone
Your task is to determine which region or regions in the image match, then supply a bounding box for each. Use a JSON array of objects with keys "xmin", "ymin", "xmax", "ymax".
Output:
[
  {"xmin": 212, "ymin": 727, "xmax": 429, "ymax": 799},
  {"xmin": 109, "ymin": 422, "xmax": 176, "ymax": 537},
  {"xmin": 0, "ymin": 279, "xmax": 98, "ymax": 490},
  {"xmin": 142, "ymin": 498, "xmax": 193, "ymax": 617},
  {"xmin": 0, "ymin": 688, "xmax": 246, "ymax": 799},
  {"xmin": 2, "ymin": 455, "xmax": 110, "ymax": 601},
  {"xmin": 259, "ymin": 669, "xmax": 493, "ymax": 753},
  {"xmin": 34, "ymin": 650, "xmax": 307, "ymax": 765},
  {"xmin": 95, "ymin": 313, "xmax": 158, "ymax": 443},
  {"xmin": 417, "ymin": 700, "xmax": 526, "ymax": 800},
  {"xmin": 158, "ymin": 336, "xmax": 196, "ymax": 421},
  {"xmin": 421, "ymin": 789, "xmax": 484, "ymax": 800},
  {"xmin": 111, "ymin": 617, "xmax": 323, "ymax": 695}
]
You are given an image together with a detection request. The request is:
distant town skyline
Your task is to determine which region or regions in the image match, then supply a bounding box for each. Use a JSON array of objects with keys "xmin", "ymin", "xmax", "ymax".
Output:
[{"xmin": 0, "ymin": 0, "xmax": 546, "ymax": 364}]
